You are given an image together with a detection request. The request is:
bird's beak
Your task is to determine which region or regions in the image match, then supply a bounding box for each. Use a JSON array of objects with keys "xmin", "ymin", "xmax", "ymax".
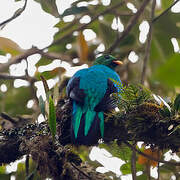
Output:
[{"xmin": 113, "ymin": 60, "xmax": 123, "ymax": 65}]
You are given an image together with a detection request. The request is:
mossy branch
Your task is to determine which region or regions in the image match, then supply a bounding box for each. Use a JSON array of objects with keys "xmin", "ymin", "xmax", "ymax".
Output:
[{"xmin": 0, "ymin": 84, "xmax": 180, "ymax": 179}]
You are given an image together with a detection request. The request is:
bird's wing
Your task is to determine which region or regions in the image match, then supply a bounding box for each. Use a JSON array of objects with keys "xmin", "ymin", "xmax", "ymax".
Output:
[
  {"xmin": 95, "ymin": 79, "xmax": 118, "ymax": 112},
  {"xmin": 66, "ymin": 69, "xmax": 87, "ymax": 104}
]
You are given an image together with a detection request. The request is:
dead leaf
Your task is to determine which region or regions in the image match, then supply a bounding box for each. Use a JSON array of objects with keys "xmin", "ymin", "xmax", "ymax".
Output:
[
  {"xmin": 77, "ymin": 31, "xmax": 88, "ymax": 62},
  {"xmin": 0, "ymin": 37, "xmax": 24, "ymax": 56}
]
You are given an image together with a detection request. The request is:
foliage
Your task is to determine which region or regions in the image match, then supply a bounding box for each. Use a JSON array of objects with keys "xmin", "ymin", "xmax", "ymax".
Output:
[
  {"xmin": 0, "ymin": 0, "xmax": 180, "ymax": 179},
  {"xmin": 48, "ymin": 95, "xmax": 56, "ymax": 141}
]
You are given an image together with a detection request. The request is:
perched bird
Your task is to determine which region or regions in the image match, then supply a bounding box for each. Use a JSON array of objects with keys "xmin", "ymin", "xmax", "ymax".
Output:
[{"xmin": 66, "ymin": 55, "xmax": 123, "ymax": 145}]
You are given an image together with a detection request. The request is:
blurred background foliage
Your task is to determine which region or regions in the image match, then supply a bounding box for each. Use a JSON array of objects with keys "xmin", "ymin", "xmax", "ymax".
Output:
[{"xmin": 0, "ymin": 0, "xmax": 180, "ymax": 179}]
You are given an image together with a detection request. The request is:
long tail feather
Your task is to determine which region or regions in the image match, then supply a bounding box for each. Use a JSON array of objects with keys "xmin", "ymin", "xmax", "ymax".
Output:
[
  {"xmin": 72, "ymin": 101, "xmax": 83, "ymax": 138},
  {"xmin": 85, "ymin": 109, "xmax": 96, "ymax": 136},
  {"xmin": 71, "ymin": 109, "xmax": 103, "ymax": 145}
]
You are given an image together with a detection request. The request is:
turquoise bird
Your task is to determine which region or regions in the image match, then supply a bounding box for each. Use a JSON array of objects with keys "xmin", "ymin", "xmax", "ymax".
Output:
[{"xmin": 67, "ymin": 55, "xmax": 123, "ymax": 145}]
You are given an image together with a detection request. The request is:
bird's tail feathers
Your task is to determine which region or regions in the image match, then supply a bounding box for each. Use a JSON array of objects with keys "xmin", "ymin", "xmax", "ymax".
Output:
[
  {"xmin": 84, "ymin": 109, "xmax": 96, "ymax": 136},
  {"xmin": 72, "ymin": 102, "xmax": 104, "ymax": 143},
  {"xmin": 72, "ymin": 101, "xmax": 83, "ymax": 138}
]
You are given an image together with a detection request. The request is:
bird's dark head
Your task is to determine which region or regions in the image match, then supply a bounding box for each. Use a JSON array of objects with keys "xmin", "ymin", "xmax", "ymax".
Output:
[{"xmin": 93, "ymin": 55, "xmax": 123, "ymax": 69}]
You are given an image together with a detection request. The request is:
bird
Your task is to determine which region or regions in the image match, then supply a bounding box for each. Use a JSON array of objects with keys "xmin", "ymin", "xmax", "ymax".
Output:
[{"xmin": 66, "ymin": 55, "xmax": 123, "ymax": 145}]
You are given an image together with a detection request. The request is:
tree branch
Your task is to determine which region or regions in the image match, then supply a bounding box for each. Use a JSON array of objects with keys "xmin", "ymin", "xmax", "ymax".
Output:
[
  {"xmin": 44, "ymin": 1, "xmax": 125, "ymax": 49},
  {"xmin": 38, "ymin": 51, "xmax": 72, "ymax": 63},
  {"xmin": 0, "ymin": 2, "xmax": 126, "ymax": 72},
  {"xmin": 141, "ymin": 0, "xmax": 156, "ymax": 84},
  {"xmin": 106, "ymin": 0, "xmax": 152, "ymax": 54},
  {"xmin": 0, "ymin": 119, "xmax": 108, "ymax": 180},
  {"xmin": 124, "ymin": 142, "xmax": 180, "ymax": 166},
  {"xmin": 0, "ymin": 47, "xmax": 40, "ymax": 72},
  {"xmin": 0, "ymin": 73, "xmax": 36, "ymax": 82},
  {"xmin": 0, "ymin": 0, "xmax": 28, "ymax": 28},
  {"xmin": 152, "ymin": 0, "xmax": 180, "ymax": 23}
]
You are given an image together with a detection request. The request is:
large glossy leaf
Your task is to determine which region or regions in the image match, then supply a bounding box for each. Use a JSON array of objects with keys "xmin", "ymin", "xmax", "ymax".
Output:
[{"xmin": 34, "ymin": 0, "xmax": 59, "ymax": 17}]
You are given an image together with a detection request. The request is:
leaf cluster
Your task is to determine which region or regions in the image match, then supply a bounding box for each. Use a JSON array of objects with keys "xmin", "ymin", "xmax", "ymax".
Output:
[{"xmin": 105, "ymin": 84, "xmax": 180, "ymax": 152}]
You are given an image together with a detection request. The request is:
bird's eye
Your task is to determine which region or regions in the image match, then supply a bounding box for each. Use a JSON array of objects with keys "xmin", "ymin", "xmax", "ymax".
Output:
[{"xmin": 104, "ymin": 55, "xmax": 109, "ymax": 59}]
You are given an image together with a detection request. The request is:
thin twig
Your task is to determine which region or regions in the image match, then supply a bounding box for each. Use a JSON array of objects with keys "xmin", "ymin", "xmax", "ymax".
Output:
[
  {"xmin": 0, "ymin": 0, "xmax": 28, "ymax": 28},
  {"xmin": 0, "ymin": 47, "xmax": 40, "ymax": 72},
  {"xmin": 71, "ymin": 162, "xmax": 91, "ymax": 179},
  {"xmin": 44, "ymin": 1, "xmax": 125, "ymax": 49},
  {"xmin": 0, "ymin": 3, "xmax": 125, "ymax": 73},
  {"xmin": 131, "ymin": 143, "xmax": 137, "ymax": 180},
  {"xmin": 141, "ymin": 0, "xmax": 156, "ymax": 84},
  {"xmin": 25, "ymin": 154, "xmax": 30, "ymax": 176},
  {"xmin": 146, "ymin": 164, "xmax": 151, "ymax": 180},
  {"xmin": 0, "ymin": 112, "xmax": 17, "ymax": 124},
  {"xmin": 152, "ymin": 0, "xmax": 180, "ymax": 23},
  {"xmin": 157, "ymin": 150, "xmax": 160, "ymax": 180},
  {"xmin": 106, "ymin": 0, "xmax": 151, "ymax": 54},
  {"xmin": 38, "ymin": 51, "xmax": 72, "ymax": 62},
  {"xmin": 0, "ymin": 73, "xmax": 36, "ymax": 82},
  {"xmin": 124, "ymin": 142, "xmax": 180, "ymax": 166}
]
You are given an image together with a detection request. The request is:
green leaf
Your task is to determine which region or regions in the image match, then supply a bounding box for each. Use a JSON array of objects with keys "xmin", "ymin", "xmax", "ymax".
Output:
[
  {"xmin": 0, "ymin": 50, "xmax": 6, "ymax": 55},
  {"xmin": 48, "ymin": 96, "xmax": 56, "ymax": 141},
  {"xmin": 25, "ymin": 168, "xmax": 37, "ymax": 180},
  {"xmin": 35, "ymin": 56, "xmax": 52, "ymax": 67},
  {"xmin": 99, "ymin": 142, "xmax": 132, "ymax": 162},
  {"xmin": 0, "ymin": 166, "xmax": 6, "ymax": 174},
  {"xmin": 38, "ymin": 95, "xmax": 46, "ymax": 117},
  {"xmin": 154, "ymin": 54, "xmax": 180, "ymax": 86},
  {"xmin": 159, "ymin": 107, "xmax": 171, "ymax": 117},
  {"xmin": 53, "ymin": 83, "xmax": 59, "ymax": 104},
  {"xmin": 34, "ymin": 0, "xmax": 59, "ymax": 17},
  {"xmin": 174, "ymin": 94, "xmax": 180, "ymax": 112},
  {"xmin": 61, "ymin": 6, "xmax": 88, "ymax": 17},
  {"xmin": 120, "ymin": 162, "xmax": 144, "ymax": 176},
  {"xmin": 120, "ymin": 163, "xmax": 131, "ymax": 175}
]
